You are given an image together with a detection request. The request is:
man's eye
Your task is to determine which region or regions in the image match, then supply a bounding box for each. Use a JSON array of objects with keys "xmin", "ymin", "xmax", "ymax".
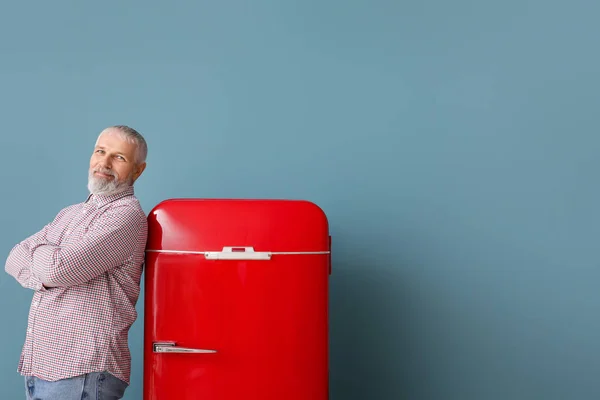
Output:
[{"xmin": 96, "ymin": 150, "xmax": 104, "ymax": 154}]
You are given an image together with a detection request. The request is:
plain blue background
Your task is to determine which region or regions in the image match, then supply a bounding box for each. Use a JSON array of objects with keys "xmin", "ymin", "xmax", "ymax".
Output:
[{"xmin": 1, "ymin": 1, "xmax": 600, "ymax": 399}]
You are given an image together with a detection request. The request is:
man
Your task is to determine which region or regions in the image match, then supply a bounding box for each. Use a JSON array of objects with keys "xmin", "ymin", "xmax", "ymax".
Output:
[{"xmin": 5, "ymin": 125, "xmax": 149, "ymax": 400}]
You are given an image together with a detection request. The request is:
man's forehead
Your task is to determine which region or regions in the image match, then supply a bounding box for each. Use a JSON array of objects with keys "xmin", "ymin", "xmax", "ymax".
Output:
[{"xmin": 95, "ymin": 130, "xmax": 134, "ymax": 150}]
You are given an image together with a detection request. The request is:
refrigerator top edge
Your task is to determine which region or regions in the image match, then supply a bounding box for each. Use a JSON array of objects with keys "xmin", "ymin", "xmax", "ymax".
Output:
[{"xmin": 145, "ymin": 198, "xmax": 330, "ymax": 253}]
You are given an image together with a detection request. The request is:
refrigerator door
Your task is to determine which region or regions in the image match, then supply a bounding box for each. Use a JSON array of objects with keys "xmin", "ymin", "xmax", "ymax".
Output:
[{"xmin": 143, "ymin": 199, "xmax": 330, "ymax": 400}]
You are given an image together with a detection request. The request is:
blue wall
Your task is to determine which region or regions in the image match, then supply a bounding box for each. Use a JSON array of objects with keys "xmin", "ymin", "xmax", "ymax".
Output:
[{"xmin": 1, "ymin": 1, "xmax": 600, "ymax": 399}]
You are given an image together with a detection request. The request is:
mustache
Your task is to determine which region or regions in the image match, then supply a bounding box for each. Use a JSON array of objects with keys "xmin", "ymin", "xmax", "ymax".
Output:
[{"xmin": 92, "ymin": 168, "xmax": 117, "ymax": 178}]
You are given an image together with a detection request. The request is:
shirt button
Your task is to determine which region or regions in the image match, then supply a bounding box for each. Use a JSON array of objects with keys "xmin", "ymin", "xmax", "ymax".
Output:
[
  {"xmin": 32, "ymin": 301, "xmax": 39, "ymax": 307},
  {"xmin": 27, "ymin": 328, "xmax": 33, "ymax": 334}
]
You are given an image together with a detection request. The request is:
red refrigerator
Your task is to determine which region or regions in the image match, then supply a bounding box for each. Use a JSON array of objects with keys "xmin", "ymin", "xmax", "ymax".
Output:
[{"xmin": 143, "ymin": 199, "xmax": 331, "ymax": 399}]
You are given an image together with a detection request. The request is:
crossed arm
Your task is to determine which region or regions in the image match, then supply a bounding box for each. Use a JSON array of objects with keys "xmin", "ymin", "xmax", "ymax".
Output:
[
  {"xmin": 4, "ymin": 221, "xmax": 53, "ymax": 291},
  {"xmin": 5, "ymin": 206, "xmax": 146, "ymax": 290}
]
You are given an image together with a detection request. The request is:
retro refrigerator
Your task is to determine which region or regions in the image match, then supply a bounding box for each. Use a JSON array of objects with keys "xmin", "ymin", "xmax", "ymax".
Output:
[{"xmin": 143, "ymin": 199, "xmax": 331, "ymax": 399}]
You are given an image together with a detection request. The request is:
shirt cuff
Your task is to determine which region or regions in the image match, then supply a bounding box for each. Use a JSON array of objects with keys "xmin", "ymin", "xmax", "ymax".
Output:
[{"xmin": 28, "ymin": 274, "xmax": 47, "ymax": 292}]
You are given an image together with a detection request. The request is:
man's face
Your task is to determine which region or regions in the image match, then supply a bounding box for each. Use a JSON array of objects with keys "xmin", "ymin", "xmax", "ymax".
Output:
[{"xmin": 88, "ymin": 129, "xmax": 146, "ymax": 195}]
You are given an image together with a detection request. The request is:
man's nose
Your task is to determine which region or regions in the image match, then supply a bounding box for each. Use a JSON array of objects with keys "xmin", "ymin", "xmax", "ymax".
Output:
[{"xmin": 98, "ymin": 159, "xmax": 112, "ymax": 169}]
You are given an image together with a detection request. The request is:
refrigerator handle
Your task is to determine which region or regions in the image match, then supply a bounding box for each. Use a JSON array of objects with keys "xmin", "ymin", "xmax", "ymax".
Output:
[
  {"xmin": 328, "ymin": 235, "xmax": 332, "ymax": 275},
  {"xmin": 204, "ymin": 247, "xmax": 271, "ymax": 260},
  {"xmin": 153, "ymin": 342, "xmax": 217, "ymax": 354}
]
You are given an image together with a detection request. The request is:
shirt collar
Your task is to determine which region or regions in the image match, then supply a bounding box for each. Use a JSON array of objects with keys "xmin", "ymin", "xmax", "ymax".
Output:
[{"xmin": 86, "ymin": 186, "xmax": 135, "ymax": 207}]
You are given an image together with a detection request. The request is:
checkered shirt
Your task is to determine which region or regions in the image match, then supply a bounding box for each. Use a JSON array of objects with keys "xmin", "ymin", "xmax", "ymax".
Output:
[{"xmin": 4, "ymin": 186, "xmax": 147, "ymax": 384}]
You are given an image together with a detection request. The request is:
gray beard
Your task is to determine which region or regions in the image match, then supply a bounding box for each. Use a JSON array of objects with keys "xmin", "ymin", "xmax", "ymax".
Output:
[{"xmin": 87, "ymin": 170, "xmax": 132, "ymax": 196}]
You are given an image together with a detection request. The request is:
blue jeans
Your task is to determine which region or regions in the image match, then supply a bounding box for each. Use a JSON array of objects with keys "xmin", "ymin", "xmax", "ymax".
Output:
[{"xmin": 24, "ymin": 371, "xmax": 128, "ymax": 400}]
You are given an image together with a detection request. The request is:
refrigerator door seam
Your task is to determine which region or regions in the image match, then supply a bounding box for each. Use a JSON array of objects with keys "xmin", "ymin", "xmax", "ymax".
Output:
[{"xmin": 145, "ymin": 250, "xmax": 330, "ymax": 255}]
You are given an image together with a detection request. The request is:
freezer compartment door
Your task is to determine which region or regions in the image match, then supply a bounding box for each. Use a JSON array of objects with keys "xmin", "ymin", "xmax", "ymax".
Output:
[{"xmin": 145, "ymin": 199, "xmax": 330, "ymax": 254}]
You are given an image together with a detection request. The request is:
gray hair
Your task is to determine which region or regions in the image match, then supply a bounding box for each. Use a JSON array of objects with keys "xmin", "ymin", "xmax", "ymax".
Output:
[{"xmin": 98, "ymin": 125, "xmax": 148, "ymax": 164}]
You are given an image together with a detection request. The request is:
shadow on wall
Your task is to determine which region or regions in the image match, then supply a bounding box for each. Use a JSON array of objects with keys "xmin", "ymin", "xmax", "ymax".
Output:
[{"xmin": 329, "ymin": 254, "xmax": 423, "ymax": 400}]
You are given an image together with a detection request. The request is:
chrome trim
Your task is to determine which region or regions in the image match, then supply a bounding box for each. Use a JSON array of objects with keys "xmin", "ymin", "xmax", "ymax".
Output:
[{"xmin": 146, "ymin": 247, "xmax": 330, "ymax": 258}]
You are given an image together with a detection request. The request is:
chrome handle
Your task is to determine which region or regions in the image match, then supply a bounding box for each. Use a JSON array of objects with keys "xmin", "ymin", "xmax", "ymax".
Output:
[
  {"xmin": 153, "ymin": 342, "xmax": 217, "ymax": 354},
  {"xmin": 204, "ymin": 246, "xmax": 271, "ymax": 260}
]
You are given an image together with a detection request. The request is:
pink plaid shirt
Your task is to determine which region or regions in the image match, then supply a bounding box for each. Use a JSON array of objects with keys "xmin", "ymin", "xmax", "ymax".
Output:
[{"xmin": 4, "ymin": 186, "xmax": 147, "ymax": 384}]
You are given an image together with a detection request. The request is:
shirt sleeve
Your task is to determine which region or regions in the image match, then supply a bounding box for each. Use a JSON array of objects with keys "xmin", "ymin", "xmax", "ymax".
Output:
[
  {"xmin": 30, "ymin": 205, "xmax": 147, "ymax": 287},
  {"xmin": 4, "ymin": 222, "xmax": 53, "ymax": 291}
]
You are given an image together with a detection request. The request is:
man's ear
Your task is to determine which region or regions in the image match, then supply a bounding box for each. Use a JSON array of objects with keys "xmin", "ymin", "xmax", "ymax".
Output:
[{"xmin": 133, "ymin": 162, "xmax": 147, "ymax": 182}]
